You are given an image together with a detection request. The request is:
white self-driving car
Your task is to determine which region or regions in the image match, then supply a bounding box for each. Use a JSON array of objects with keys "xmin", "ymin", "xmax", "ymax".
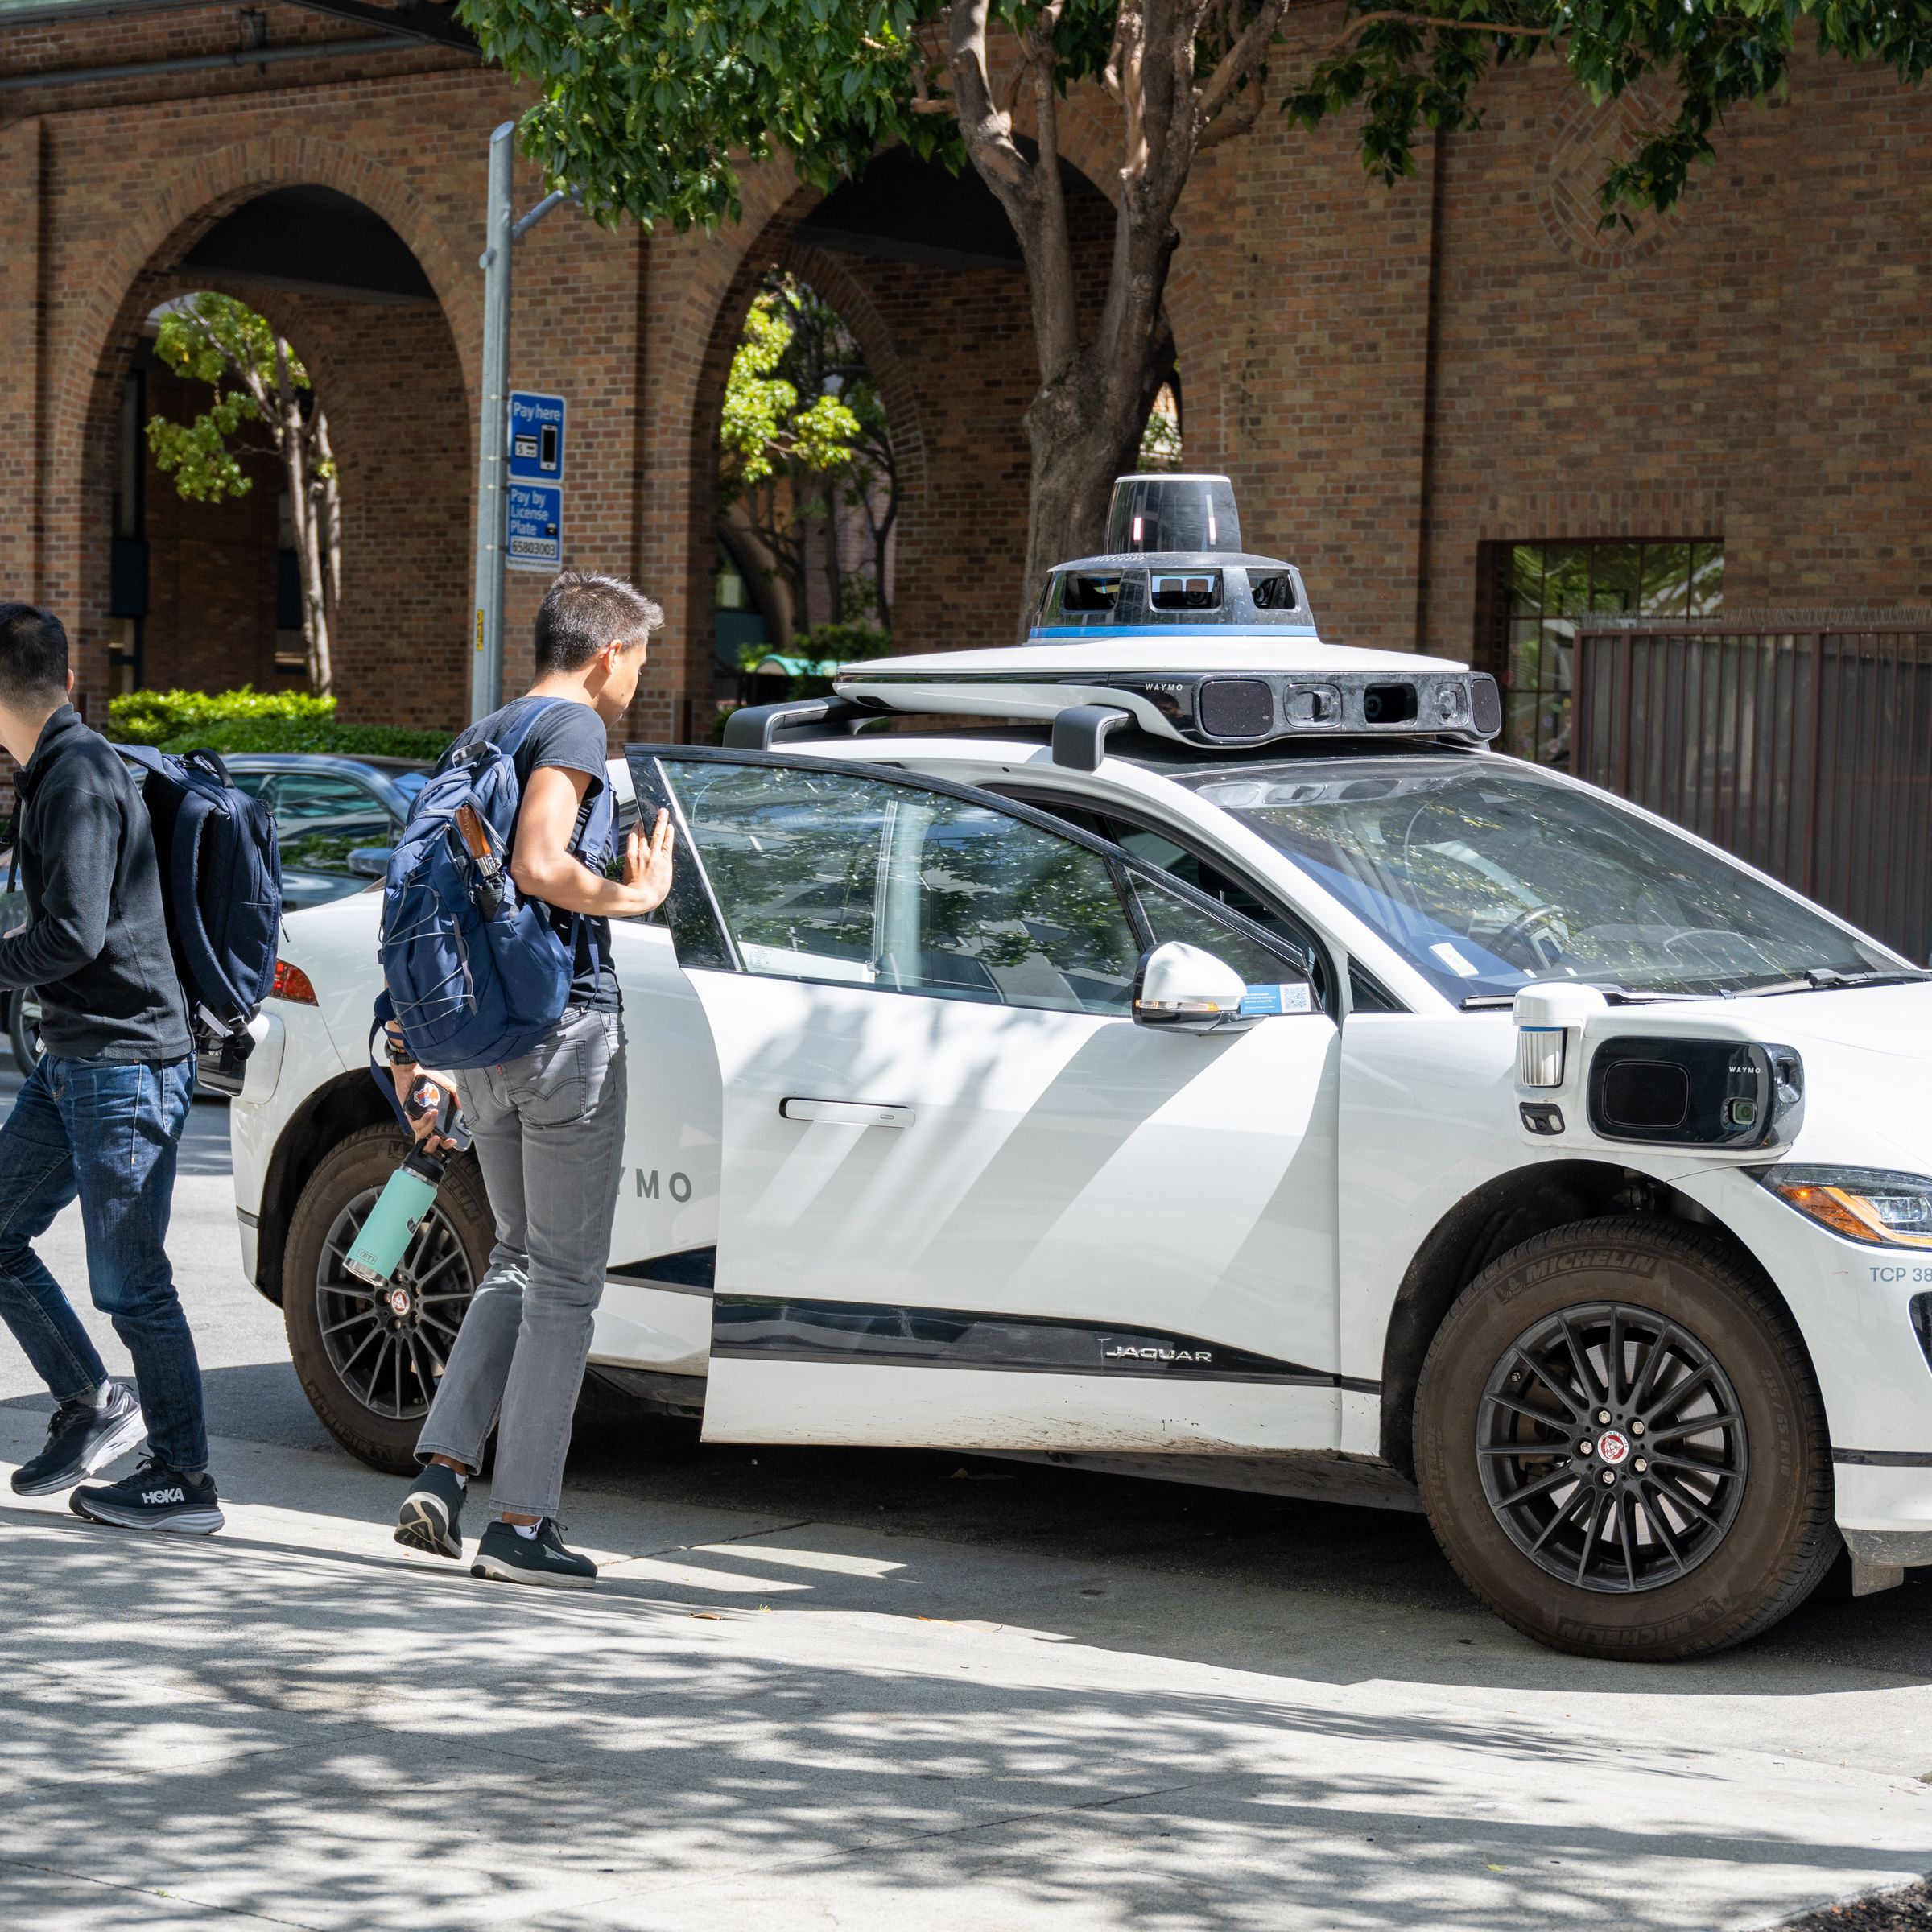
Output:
[{"xmin": 231, "ymin": 477, "xmax": 1932, "ymax": 1659}]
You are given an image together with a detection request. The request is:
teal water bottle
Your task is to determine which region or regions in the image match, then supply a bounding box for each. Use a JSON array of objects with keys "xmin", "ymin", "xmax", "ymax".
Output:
[
  {"xmin": 345, "ymin": 1150, "xmax": 444, "ymax": 1287},
  {"xmin": 345, "ymin": 1075, "xmax": 469, "ymax": 1288}
]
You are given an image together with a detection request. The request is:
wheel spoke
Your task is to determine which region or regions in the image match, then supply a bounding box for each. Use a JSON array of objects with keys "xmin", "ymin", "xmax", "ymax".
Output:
[
  {"xmin": 1555, "ymin": 1315, "xmax": 1604, "ymax": 1411},
  {"xmin": 1527, "ymin": 1480, "xmax": 1593, "ymax": 1555},
  {"xmin": 1615, "ymin": 1490, "xmax": 1641, "ymax": 1590},
  {"xmin": 1647, "ymin": 1410, "xmax": 1740, "ymax": 1445},
  {"xmin": 1495, "ymin": 1465, "xmax": 1577, "ymax": 1511},
  {"xmin": 1635, "ymin": 1484, "xmax": 1686, "ymax": 1571},
  {"xmin": 1509, "ymin": 1352, "xmax": 1587, "ymax": 1422},
  {"xmin": 1573, "ymin": 1491, "xmax": 1608, "ymax": 1583},
  {"xmin": 320, "ymin": 1312, "xmax": 376, "ymax": 1341},
  {"xmin": 1626, "ymin": 1319, "xmax": 1677, "ymax": 1414},
  {"xmin": 1644, "ymin": 1361, "xmax": 1718, "ymax": 1426},
  {"xmin": 412, "ymin": 1248, "xmax": 464, "ymax": 1290},
  {"xmin": 1648, "ymin": 1468, "xmax": 1724, "ymax": 1531},
  {"xmin": 1605, "ymin": 1308, "xmax": 1626, "ymax": 1409},
  {"xmin": 336, "ymin": 1323, "xmax": 382, "ymax": 1377}
]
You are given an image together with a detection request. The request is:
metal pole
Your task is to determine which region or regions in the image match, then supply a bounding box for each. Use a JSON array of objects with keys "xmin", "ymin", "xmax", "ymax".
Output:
[{"xmin": 470, "ymin": 120, "xmax": 516, "ymax": 722}]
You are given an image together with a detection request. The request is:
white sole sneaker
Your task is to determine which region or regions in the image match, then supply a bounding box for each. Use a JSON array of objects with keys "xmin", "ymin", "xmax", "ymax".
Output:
[
  {"xmin": 70, "ymin": 1497, "xmax": 225, "ymax": 1535},
  {"xmin": 11, "ymin": 1402, "xmax": 148, "ymax": 1498},
  {"xmin": 470, "ymin": 1548, "xmax": 596, "ymax": 1590},
  {"xmin": 395, "ymin": 1492, "xmax": 461, "ymax": 1561}
]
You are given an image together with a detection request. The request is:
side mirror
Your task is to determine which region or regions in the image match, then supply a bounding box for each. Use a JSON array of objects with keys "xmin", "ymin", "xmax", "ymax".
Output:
[
  {"xmin": 1133, "ymin": 941, "xmax": 1256, "ymax": 1034},
  {"xmin": 346, "ymin": 845, "xmax": 393, "ymax": 879}
]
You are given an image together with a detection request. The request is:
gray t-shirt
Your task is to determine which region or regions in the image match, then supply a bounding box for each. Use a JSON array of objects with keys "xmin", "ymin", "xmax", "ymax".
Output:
[{"xmin": 448, "ymin": 696, "xmax": 617, "ymax": 1011}]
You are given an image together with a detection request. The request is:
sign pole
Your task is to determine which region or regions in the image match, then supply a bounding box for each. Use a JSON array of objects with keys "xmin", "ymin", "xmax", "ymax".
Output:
[
  {"xmin": 470, "ymin": 128, "xmax": 581, "ymax": 722},
  {"xmin": 470, "ymin": 121, "xmax": 515, "ymax": 724}
]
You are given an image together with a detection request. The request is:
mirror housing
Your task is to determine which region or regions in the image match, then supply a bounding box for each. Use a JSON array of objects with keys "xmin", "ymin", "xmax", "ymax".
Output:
[
  {"xmin": 346, "ymin": 846, "xmax": 393, "ymax": 880},
  {"xmin": 1133, "ymin": 941, "xmax": 1256, "ymax": 1034}
]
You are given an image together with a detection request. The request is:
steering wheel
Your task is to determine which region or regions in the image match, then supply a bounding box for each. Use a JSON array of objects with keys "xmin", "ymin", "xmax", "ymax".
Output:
[
  {"xmin": 1657, "ymin": 927, "xmax": 1741, "ymax": 964},
  {"xmin": 1489, "ymin": 904, "xmax": 1573, "ymax": 971}
]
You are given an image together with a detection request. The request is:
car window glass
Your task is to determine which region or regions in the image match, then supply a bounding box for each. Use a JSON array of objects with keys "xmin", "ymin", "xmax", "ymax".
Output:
[
  {"xmin": 661, "ymin": 762, "xmax": 1141, "ymax": 1015},
  {"xmin": 1129, "ymin": 873, "xmax": 1304, "ymax": 991},
  {"xmin": 1097, "ymin": 817, "xmax": 1304, "ymax": 947},
  {"xmin": 262, "ymin": 773, "xmax": 394, "ymax": 878},
  {"xmin": 227, "ymin": 771, "xmax": 270, "ymax": 799}
]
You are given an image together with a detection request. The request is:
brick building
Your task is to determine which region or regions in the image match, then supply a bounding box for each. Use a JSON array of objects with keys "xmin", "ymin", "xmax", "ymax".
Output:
[{"xmin": 2, "ymin": 2, "xmax": 1929, "ymax": 755}]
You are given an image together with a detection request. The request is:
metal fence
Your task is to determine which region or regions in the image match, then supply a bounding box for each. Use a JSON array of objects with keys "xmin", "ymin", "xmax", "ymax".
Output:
[{"xmin": 1572, "ymin": 625, "xmax": 1932, "ymax": 964}]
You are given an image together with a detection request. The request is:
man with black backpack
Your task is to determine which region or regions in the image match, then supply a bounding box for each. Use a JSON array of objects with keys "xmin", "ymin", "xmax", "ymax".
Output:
[
  {"xmin": 386, "ymin": 572, "xmax": 672, "ymax": 1587},
  {"xmin": 0, "ymin": 604, "xmax": 221, "ymax": 1532}
]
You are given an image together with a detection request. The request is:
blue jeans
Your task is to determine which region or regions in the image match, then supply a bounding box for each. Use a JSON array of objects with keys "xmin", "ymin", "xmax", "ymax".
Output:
[{"xmin": 0, "ymin": 1051, "xmax": 205, "ymax": 1472}]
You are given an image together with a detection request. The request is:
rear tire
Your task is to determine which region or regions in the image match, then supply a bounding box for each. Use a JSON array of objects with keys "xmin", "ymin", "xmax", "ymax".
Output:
[
  {"xmin": 10, "ymin": 989, "xmax": 43, "ymax": 1077},
  {"xmin": 1414, "ymin": 1216, "xmax": 1838, "ymax": 1661},
  {"xmin": 284, "ymin": 1124, "xmax": 493, "ymax": 1475}
]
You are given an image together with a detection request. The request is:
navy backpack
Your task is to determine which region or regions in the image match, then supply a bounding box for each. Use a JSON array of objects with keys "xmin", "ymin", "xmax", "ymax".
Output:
[
  {"xmin": 377, "ymin": 699, "xmax": 613, "ymax": 1071},
  {"xmin": 119, "ymin": 745, "xmax": 283, "ymax": 1069}
]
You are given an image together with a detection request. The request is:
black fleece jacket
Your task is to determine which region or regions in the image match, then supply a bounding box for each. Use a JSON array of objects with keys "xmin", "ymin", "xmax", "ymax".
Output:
[{"xmin": 0, "ymin": 706, "xmax": 190, "ymax": 1063}]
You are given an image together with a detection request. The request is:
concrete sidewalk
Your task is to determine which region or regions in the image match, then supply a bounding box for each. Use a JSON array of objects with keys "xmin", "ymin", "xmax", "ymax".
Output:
[{"xmin": 2, "ymin": 1406, "xmax": 1929, "ymax": 1932}]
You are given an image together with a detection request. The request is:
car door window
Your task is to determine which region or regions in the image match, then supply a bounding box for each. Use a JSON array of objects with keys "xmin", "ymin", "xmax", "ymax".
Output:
[
  {"xmin": 262, "ymin": 773, "xmax": 396, "ymax": 878},
  {"xmin": 660, "ymin": 761, "xmax": 1143, "ymax": 1014},
  {"xmin": 1129, "ymin": 871, "xmax": 1306, "ymax": 989}
]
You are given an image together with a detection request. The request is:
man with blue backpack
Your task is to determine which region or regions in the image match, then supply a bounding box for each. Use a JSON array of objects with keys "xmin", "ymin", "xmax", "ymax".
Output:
[
  {"xmin": 382, "ymin": 571, "xmax": 672, "ymax": 1588},
  {"xmin": 0, "ymin": 605, "xmax": 225, "ymax": 1530}
]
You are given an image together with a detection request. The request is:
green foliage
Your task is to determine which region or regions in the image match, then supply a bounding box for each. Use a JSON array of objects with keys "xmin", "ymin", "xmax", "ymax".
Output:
[
  {"xmin": 105, "ymin": 687, "xmax": 449, "ymax": 761},
  {"xmin": 145, "ymin": 293, "xmax": 314, "ymax": 504},
  {"xmin": 460, "ymin": 0, "xmax": 1932, "ymax": 250},
  {"xmin": 1289, "ymin": 0, "xmax": 1932, "ymax": 222},
  {"xmin": 718, "ymin": 289, "xmax": 865, "ymax": 494}
]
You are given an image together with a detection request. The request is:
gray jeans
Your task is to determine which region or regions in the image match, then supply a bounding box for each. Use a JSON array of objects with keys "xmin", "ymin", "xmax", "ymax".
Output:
[{"xmin": 416, "ymin": 1006, "xmax": 626, "ymax": 1518}]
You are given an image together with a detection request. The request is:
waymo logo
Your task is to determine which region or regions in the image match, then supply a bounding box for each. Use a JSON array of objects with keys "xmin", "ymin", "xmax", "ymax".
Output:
[
  {"xmin": 1104, "ymin": 1344, "xmax": 1212, "ymax": 1365},
  {"xmin": 634, "ymin": 1169, "xmax": 693, "ymax": 1203}
]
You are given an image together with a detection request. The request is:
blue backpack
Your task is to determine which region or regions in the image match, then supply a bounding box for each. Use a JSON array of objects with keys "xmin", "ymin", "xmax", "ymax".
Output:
[
  {"xmin": 118, "ymin": 745, "xmax": 282, "ymax": 1067},
  {"xmin": 378, "ymin": 698, "xmax": 613, "ymax": 1071}
]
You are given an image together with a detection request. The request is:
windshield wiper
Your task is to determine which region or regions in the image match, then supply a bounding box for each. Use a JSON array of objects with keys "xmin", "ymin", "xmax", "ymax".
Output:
[
  {"xmin": 1757, "ymin": 967, "xmax": 1932, "ymax": 996},
  {"xmin": 1459, "ymin": 985, "xmax": 1699, "ymax": 1012}
]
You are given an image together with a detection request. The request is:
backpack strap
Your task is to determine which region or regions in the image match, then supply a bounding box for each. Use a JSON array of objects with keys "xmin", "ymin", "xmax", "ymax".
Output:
[{"xmin": 169, "ymin": 788, "xmax": 251, "ymax": 1032}]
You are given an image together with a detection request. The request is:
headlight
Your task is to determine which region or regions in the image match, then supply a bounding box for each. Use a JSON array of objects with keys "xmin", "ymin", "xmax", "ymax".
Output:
[{"xmin": 1756, "ymin": 1166, "xmax": 1932, "ymax": 1249}]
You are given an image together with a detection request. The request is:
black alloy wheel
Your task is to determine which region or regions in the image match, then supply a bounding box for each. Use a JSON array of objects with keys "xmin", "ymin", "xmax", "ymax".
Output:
[
  {"xmin": 1415, "ymin": 1216, "xmax": 1838, "ymax": 1660},
  {"xmin": 285, "ymin": 1124, "xmax": 493, "ymax": 1473},
  {"xmin": 315, "ymin": 1184, "xmax": 475, "ymax": 1425},
  {"xmin": 1477, "ymin": 1302, "xmax": 1748, "ymax": 1594}
]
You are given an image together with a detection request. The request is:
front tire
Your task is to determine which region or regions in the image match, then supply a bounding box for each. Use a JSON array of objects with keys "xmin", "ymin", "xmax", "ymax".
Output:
[
  {"xmin": 284, "ymin": 1124, "xmax": 493, "ymax": 1474},
  {"xmin": 1415, "ymin": 1216, "xmax": 1837, "ymax": 1661}
]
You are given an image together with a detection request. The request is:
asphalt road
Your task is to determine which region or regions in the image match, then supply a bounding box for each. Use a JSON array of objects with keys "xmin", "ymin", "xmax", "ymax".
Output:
[{"xmin": 1, "ymin": 1067, "xmax": 1930, "ymax": 1930}]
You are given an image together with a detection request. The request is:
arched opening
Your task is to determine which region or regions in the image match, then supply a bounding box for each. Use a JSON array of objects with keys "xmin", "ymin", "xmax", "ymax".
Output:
[
  {"xmin": 690, "ymin": 141, "xmax": 1127, "ymax": 725},
  {"xmin": 713, "ymin": 268, "xmax": 899, "ymax": 706},
  {"xmin": 85, "ymin": 184, "xmax": 469, "ymax": 730}
]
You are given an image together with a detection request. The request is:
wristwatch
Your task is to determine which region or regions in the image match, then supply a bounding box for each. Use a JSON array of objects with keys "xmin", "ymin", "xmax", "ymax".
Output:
[{"xmin": 383, "ymin": 1027, "xmax": 413, "ymax": 1067}]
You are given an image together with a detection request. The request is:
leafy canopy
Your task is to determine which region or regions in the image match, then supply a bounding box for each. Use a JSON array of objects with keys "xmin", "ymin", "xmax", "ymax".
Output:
[
  {"xmin": 146, "ymin": 292, "xmax": 312, "ymax": 503},
  {"xmin": 461, "ymin": 0, "xmax": 1932, "ymax": 237},
  {"xmin": 718, "ymin": 287, "xmax": 866, "ymax": 493}
]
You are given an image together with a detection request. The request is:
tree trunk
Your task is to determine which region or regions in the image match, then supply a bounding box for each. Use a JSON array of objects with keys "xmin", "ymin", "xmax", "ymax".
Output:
[
  {"xmin": 272, "ymin": 337, "xmax": 332, "ymax": 694},
  {"xmin": 313, "ymin": 403, "xmax": 341, "ymax": 655},
  {"xmin": 819, "ymin": 471, "xmax": 843, "ymax": 629}
]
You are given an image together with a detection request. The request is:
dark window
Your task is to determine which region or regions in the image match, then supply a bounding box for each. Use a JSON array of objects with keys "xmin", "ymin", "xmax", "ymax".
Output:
[{"xmin": 1477, "ymin": 539, "xmax": 1724, "ymax": 768}]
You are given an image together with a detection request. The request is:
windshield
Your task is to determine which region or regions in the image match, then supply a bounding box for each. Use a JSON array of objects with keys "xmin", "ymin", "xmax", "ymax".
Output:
[{"xmin": 1177, "ymin": 755, "xmax": 1905, "ymax": 1002}]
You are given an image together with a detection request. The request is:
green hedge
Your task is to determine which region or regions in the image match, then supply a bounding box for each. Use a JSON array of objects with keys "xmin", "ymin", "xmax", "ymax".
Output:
[{"xmin": 106, "ymin": 687, "xmax": 452, "ymax": 762}]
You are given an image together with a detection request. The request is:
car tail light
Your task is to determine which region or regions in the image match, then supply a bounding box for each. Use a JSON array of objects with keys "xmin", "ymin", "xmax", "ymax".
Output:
[{"xmin": 271, "ymin": 960, "xmax": 317, "ymax": 1005}]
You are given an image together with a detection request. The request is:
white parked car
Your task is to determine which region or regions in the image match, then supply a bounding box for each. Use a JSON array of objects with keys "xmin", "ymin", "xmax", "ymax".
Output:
[{"xmin": 230, "ymin": 482, "xmax": 1932, "ymax": 1659}]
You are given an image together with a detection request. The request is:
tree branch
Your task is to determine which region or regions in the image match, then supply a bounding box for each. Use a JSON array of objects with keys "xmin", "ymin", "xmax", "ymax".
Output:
[
  {"xmin": 1327, "ymin": 8, "xmax": 1552, "ymax": 54},
  {"xmin": 1197, "ymin": 0, "xmax": 1286, "ymax": 124},
  {"xmin": 947, "ymin": 0, "xmax": 1026, "ymax": 186}
]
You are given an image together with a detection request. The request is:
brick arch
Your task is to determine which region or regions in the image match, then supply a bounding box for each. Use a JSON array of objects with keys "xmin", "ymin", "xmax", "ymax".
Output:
[
  {"xmin": 49, "ymin": 137, "xmax": 473, "ymax": 715},
  {"xmin": 47, "ymin": 137, "xmax": 473, "ymax": 708},
  {"xmin": 638, "ymin": 158, "xmax": 938, "ymax": 727}
]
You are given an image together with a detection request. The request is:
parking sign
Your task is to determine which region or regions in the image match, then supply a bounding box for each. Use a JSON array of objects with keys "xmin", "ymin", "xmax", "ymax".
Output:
[
  {"xmin": 506, "ymin": 483, "xmax": 563, "ymax": 572},
  {"xmin": 508, "ymin": 392, "xmax": 565, "ymax": 481}
]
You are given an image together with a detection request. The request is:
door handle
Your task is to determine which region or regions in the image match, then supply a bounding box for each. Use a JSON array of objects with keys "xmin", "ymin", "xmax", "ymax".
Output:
[{"xmin": 779, "ymin": 1097, "xmax": 915, "ymax": 1129}]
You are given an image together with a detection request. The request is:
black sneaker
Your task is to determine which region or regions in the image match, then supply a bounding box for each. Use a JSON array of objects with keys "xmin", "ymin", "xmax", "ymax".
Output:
[
  {"xmin": 471, "ymin": 1518, "xmax": 597, "ymax": 1590},
  {"xmin": 70, "ymin": 1457, "xmax": 224, "ymax": 1535},
  {"xmin": 395, "ymin": 1463, "xmax": 468, "ymax": 1561},
  {"xmin": 12, "ymin": 1383, "xmax": 147, "ymax": 1496}
]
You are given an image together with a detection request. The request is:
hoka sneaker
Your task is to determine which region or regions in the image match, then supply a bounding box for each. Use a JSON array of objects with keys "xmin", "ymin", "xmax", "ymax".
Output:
[
  {"xmin": 70, "ymin": 1457, "xmax": 224, "ymax": 1534},
  {"xmin": 395, "ymin": 1462, "xmax": 468, "ymax": 1561},
  {"xmin": 471, "ymin": 1518, "xmax": 597, "ymax": 1590},
  {"xmin": 12, "ymin": 1382, "xmax": 147, "ymax": 1496}
]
